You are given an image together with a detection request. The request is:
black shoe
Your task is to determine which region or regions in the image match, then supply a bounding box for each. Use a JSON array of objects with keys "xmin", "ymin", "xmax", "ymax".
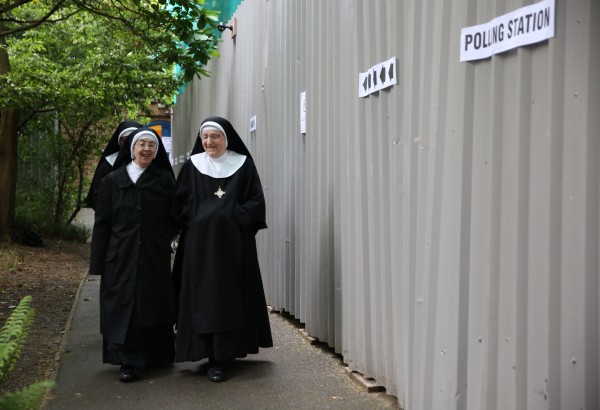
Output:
[
  {"xmin": 119, "ymin": 365, "xmax": 137, "ymax": 382},
  {"xmin": 207, "ymin": 365, "xmax": 225, "ymax": 382}
]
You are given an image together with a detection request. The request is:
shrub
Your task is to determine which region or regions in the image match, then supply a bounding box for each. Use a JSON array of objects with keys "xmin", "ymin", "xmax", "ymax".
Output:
[
  {"xmin": 0, "ymin": 296, "xmax": 53, "ymax": 409},
  {"xmin": 39, "ymin": 221, "xmax": 90, "ymax": 244},
  {"xmin": 13, "ymin": 216, "xmax": 90, "ymax": 244}
]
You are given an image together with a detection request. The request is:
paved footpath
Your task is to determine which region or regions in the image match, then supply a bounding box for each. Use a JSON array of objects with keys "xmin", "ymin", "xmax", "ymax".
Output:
[{"xmin": 45, "ymin": 274, "xmax": 400, "ymax": 410}]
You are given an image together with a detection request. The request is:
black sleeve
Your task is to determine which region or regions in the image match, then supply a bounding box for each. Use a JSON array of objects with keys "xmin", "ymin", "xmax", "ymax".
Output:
[
  {"xmin": 85, "ymin": 160, "xmax": 112, "ymax": 210},
  {"xmin": 234, "ymin": 159, "xmax": 267, "ymax": 232},
  {"xmin": 89, "ymin": 175, "xmax": 113, "ymax": 276},
  {"xmin": 171, "ymin": 161, "xmax": 192, "ymax": 227}
]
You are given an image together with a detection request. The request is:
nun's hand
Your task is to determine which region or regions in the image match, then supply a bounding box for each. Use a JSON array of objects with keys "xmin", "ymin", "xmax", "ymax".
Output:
[{"xmin": 170, "ymin": 236, "xmax": 179, "ymax": 253}]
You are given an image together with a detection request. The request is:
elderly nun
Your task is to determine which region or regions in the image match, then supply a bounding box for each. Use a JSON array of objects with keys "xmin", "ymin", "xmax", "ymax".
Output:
[
  {"xmin": 171, "ymin": 116, "xmax": 273, "ymax": 383},
  {"xmin": 90, "ymin": 127, "xmax": 177, "ymax": 382}
]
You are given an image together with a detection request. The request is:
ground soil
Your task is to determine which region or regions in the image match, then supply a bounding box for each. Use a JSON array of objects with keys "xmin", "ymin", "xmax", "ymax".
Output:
[{"xmin": 0, "ymin": 238, "xmax": 89, "ymax": 398}]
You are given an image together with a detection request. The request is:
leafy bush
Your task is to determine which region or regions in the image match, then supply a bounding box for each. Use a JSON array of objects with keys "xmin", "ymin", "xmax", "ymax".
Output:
[
  {"xmin": 0, "ymin": 296, "xmax": 34, "ymax": 379},
  {"xmin": 0, "ymin": 381, "xmax": 53, "ymax": 410},
  {"xmin": 41, "ymin": 221, "xmax": 90, "ymax": 244},
  {"xmin": 16, "ymin": 114, "xmax": 83, "ymax": 228},
  {"xmin": 0, "ymin": 296, "xmax": 53, "ymax": 409},
  {"xmin": 15, "ymin": 115, "xmax": 92, "ymax": 244}
]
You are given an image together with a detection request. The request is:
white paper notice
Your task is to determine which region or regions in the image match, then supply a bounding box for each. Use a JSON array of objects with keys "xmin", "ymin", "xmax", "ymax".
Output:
[
  {"xmin": 300, "ymin": 91, "xmax": 306, "ymax": 134},
  {"xmin": 358, "ymin": 57, "xmax": 397, "ymax": 98},
  {"xmin": 162, "ymin": 136, "xmax": 172, "ymax": 153},
  {"xmin": 460, "ymin": 0, "xmax": 555, "ymax": 62}
]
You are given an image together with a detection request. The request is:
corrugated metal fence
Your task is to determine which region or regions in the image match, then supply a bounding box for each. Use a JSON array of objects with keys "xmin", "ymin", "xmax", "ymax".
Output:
[{"xmin": 170, "ymin": 1, "xmax": 599, "ymax": 409}]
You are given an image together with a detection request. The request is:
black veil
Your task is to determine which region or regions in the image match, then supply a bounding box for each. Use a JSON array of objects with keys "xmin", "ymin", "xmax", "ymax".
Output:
[
  {"xmin": 191, "ymin": 116, "xmax": 253, "ymax": 159},
  {"xmin": 113, "ymin": 127, "xmax": 174, "ymax": 179}
]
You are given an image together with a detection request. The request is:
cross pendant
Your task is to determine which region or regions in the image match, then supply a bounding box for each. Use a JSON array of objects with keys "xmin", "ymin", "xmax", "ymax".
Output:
[{"xmin": 214, "ymin": 186, "xmax": 225, "ymax": 198}]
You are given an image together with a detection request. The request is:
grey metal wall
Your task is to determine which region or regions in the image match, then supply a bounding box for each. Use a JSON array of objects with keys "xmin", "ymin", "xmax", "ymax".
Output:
[{"xmin": 170, "ymin": 1, "xmax": 599, "ymax": 409}]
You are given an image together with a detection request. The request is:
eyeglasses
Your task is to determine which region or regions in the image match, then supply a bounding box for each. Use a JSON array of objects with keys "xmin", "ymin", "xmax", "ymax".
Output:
[
  {"xmin": 201, "ymin": 133, "xmax": 224, "ymax": 142},
  {"xmin": 135, "ymin": 141, "xmax": 157, "ymax": 150}
]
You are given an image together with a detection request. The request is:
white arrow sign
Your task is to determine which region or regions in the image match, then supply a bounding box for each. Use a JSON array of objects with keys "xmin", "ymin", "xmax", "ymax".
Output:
[{"xmin": 358, "ymin": 56, "xmax": 397, "ymax": 98}]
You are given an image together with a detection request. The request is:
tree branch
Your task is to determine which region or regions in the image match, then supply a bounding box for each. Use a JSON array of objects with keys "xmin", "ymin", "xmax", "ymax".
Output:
[
  {"xmin": 0, "ymin": 0, "xmax": 34, "ymax": 15},
  {"xmin": 0, "ymin": 0, "xmax": 69, "ymax": 36}
]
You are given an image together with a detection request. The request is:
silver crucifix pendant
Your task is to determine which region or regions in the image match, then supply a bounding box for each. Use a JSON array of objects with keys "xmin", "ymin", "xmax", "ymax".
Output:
[{"xmin": 214, "ymin": 186, "xmax": 225, "ymax": 198}]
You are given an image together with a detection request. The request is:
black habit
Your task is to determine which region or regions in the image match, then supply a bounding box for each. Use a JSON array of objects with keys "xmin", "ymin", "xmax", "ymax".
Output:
[
  {"xmin": 90, "ymin": 131, "xmax": 176, "ymax": 368},
  {"xmin": 172, "ymin": 117, "xmax": 273, "ymax": 362}
]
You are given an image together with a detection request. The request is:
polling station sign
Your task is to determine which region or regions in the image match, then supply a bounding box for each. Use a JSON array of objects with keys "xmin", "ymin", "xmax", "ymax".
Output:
[{"xmin": 460, "ymin": 0, "xmax": 555, "ymax": 62}]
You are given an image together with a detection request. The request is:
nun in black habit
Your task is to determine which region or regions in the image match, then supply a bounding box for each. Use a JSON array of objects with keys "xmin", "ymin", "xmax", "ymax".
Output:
[
  {"xmin": 171, "ymin": 116, "xmax": 273, "ymax": 382},
  {"xmin": 85, "ymin": 120, "xmax": 142, "ymax": 210},
  {"xmin": 89, "ymin": 127, "xmax": 177, "ymax": 382}
]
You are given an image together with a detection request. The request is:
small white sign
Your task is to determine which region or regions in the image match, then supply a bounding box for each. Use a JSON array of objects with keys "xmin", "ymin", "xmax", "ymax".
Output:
[
  {"xmin": 162, "ymin": 136, "xmax": 172, "ymax": 153},
  {"xmin": 358, "ymin": 56, "xmax": 397, "ymax": 98},
  {"xmin": 300, "ymin": 91, "xmax": 307, "ymax": 134},
  {"xmin": 460, "ymin": 0, "xmax": 555, "ymax": 62},
  {"xmin": 250, "ymin": 115, "xmax": 257, "ymax": 132}
]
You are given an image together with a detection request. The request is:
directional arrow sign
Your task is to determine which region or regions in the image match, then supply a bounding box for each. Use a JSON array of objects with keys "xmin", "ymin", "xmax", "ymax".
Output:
[
  {"xmin": 372, "ymin": 63, "xmax": 384, "ymax": 92},
  {"xmin": 358, "ymin": 72, "xmax": 369, "ymax": 97},
  {"xmin": 357, "ymin": 56, "xmax": 398, "ymax": 98},
  {"xmin": 379, "ymin": 57, "xmax": 397, "ymax": 90}
]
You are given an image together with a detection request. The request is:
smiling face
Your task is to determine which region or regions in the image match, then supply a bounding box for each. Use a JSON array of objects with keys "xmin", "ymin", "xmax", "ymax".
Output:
[
  {"xmin": 201, "ymin": 129, "xmax": 226, "ymax": 158},
  {"xmin": 132, "ymin": 138, "xmax": 157, "ymax": 168}
]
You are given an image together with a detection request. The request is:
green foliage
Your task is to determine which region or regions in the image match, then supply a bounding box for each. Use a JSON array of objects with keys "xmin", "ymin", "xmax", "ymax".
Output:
[
  {"xmin": 15, "ymin": 113, "xmax": 85, "ymax": 228},
  {"xmin": 16, "ymin": 116, "xmax": 61, "ymax": 225},
  {"xmin": 0, "ymin": 296, "xmax": 35, "ymax": 381},
  {"xmin": 0, "ymin": 380, "xmax": 53, "ymax": 410},
  {"xmin": 12, "ymin": 213, "xmax": 91, "ymax": 244},
  {"xmin": 2, "ymin": 7, "xmax": 182, "ymax": 112},
  {"xmin": 46, "ymin": 222, "xmax": 90, "ymax": 244},
  {"xmin": 0, "ymin": 1, "xmax": 221, "ymax": 107},
  {"xmin": 0, "ymin": 0, "xmax": 221, "ymax": 238},
  {"xmin": 7, "ymin": 7, "xmax": 189, "ymax": 230},
  {"xmin": 0, "ymin": 296, "xmax": 54, "ymax": 409}
]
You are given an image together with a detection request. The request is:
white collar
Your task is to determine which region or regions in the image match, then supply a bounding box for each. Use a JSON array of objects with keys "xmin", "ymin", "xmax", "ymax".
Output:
[
  {"xmin": 191, "ymin": 150, "xmax": 246, "ymax": 178},
  {"xmin": 126, "ymin": 161, "xmax": 146, "ymax": 183},
  {"xmin": 105, "ymin": 151, "xmax": 118, "ymax": 166}
]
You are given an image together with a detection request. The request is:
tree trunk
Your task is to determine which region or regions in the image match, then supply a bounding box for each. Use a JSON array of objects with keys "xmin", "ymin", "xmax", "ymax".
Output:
[
  {"xmin": 67, "ymin": 162, "xmax": 85, "ymax": 225},
  {"xmin": 53, "ymin": 168, "xmax": 69, "ymax": 227},
  {"xmin": 0, "ymin": 108, "xmax": 19, "ymax": 239},
  {"xmin": 0, "ymin": 22, "xmax": 19, "ymax": 239}
]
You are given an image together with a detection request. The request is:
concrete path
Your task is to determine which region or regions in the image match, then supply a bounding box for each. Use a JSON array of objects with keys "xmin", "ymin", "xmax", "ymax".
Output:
[{"xmin": 45, "ymin": 275, "xmax": 400, "ymax": 409}]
